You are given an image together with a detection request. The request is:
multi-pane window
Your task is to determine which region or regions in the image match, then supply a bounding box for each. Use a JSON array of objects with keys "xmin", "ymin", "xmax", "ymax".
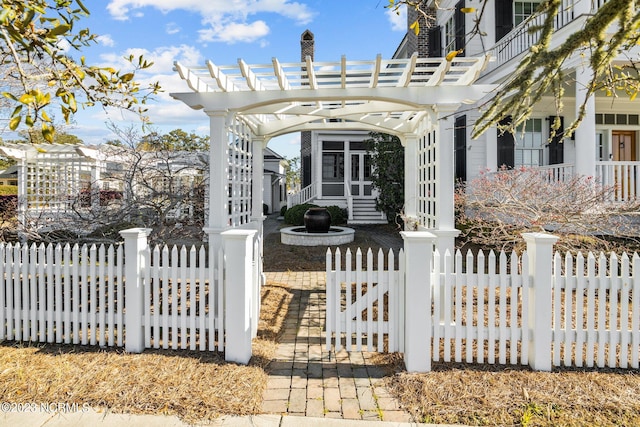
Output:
[
  {"xmin": 322, "ymin": 153, "xmax": 344, "ymax": 181},
  {"xmin": 444, "ymin": 15, "xmax": 456, "ymax": 53},
  {"xmin": 514, "ymin": 1, "xmax": 540, "ymax": 26},
  {"xmin": 515, "ymin": 118, "xmax": 543, "ymax": 166}
]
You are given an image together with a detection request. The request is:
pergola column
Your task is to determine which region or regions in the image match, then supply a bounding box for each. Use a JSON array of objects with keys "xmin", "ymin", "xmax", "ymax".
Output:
[
  {"xmin": 402, "ymin": 134, "xmax": 419, "ymax": 222},
  {"xmin": 203, "ymin": 110, "xmax": 231, "ymax": 254},
  {"xmin": 432, "ymin": 106, "xmax": 461, "ymax": 256},
  {"xmin": 251, "ymin": 135, "xmax": 267, "ymax": 289},
  {"xmin": 251, "ymin": 136, "xmax": 266, "ymax": 221}
]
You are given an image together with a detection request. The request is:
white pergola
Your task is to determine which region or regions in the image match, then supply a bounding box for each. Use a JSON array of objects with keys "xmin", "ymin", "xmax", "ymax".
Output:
[{"xmin": 171, "ymin": 53, "xmax": 495, "ymax": 256}]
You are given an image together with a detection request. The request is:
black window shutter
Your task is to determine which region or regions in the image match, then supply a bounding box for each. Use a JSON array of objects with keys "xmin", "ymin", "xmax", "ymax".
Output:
[
  {"xmin": 428, "ymin": 25, "xmax": 442, "ymax": 57},
  {"xmin": 497, "ymin": 117, "xmax": 515, "ymax": 168},
  {"xmin": 454, "ymin": 115, "xmax": 467, "ymax": 181},
  {"xmin": 548, "ymin": 116, "xmax": 564, "ymax": 165},
  {"xmin": 454, "ymin": 0, "xmax": 466, "ymax": 55},
  {"xmin": 495, "ymin": 0, "xmax": 513, "ymax": 42},
  {"xmin": 302, "ymin": 154, "xmax": 312, "ymax": 188}
]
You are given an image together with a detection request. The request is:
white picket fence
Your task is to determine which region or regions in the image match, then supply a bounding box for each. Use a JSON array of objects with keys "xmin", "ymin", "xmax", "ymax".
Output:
[
  {"xmin": 0, "ymin": 242, "xmax": 126, "ymax": 347},
  {"xmin": 0, "ymin": 227, "xmax": 261, "ymax": 364},
  {"xmin": 326, "ymin": 233, "xmax": 640, "ymax": 371},
  {"xmin": 324, "ymin": 247, "xmax": 405, "ymax": 353},
  {"xmin": 142, "ymin": 244, "xmax": 224, "ymax": 351}
]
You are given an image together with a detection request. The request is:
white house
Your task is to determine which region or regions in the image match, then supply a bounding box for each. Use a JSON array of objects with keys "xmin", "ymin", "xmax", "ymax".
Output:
[
  {"xmin": 291, "ymin": 1, "xmax": 640, "ymax": 217},
  {"xmin": 294, "ymin": 31, "xmax": 388, "ymax": 224},
  {"xmin": 402, "ymin": 0, "xmax": 640, "ymax": 199},
  {"xmin": 262, "ymin": 146, "xmax": 287, "ymax": 215}
]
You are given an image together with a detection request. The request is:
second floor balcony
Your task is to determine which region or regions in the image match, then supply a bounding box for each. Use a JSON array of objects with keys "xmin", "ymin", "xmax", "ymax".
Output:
[{"xmin": 482, "ymin": 0, "xmax": 611, "ymax": 77}]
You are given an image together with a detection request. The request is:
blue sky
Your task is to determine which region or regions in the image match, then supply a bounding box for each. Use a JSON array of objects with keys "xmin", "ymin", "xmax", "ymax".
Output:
[{"xmin": 56, "ymin": 1, "xmax": 408, "ymax": 159}]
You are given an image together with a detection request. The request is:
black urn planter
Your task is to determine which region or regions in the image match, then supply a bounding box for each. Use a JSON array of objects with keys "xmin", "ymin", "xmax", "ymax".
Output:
[{"xmin": 304, "ymin": 207, "xmax": 332, "ymax": 233}]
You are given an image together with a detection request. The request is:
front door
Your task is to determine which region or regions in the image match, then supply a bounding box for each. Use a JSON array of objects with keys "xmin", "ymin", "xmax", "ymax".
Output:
[
  {"xmin": 612, "ymin": 131, "xmax": 637, "ymax": 200},
  {"xmin": 350, "ymin": 152, "xmax": 375, "ymax": 198},
  {"xmin": 612, "ymin": 131, "xmax": 637, "ymax": 161}
]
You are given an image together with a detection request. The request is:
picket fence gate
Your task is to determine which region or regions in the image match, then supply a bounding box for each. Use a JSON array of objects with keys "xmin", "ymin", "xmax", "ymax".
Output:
[
  {"xmin": 0, "ymin": 228, "xmax": 261, "ymax": 364},
  {"xmin": 326, "ymin": 234, "xmax": 640, "ymax": 371}
]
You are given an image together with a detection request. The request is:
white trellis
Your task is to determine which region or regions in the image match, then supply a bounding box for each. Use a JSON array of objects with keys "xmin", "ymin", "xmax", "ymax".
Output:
[
  {"xmin": 172, "ymin": 54, "xmax": 495, "ymax": 255},
  {"xmin": 0, "ymin": 144, "xmax": 102, "ymax": 226},
  {"xmin": 172, "ymin": 55, "xmax": 495, "ymax": 364}
]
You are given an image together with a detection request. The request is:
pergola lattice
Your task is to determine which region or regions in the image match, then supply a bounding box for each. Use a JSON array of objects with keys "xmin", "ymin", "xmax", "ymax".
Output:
[{"xmin": 171, "ymin": 54, "xmax": 495, "ymax": 256}]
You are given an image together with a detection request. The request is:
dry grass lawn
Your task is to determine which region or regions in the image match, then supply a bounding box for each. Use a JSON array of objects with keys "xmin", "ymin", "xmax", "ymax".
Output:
[{"xmin": 376, "ymin": 353, "xmax": 640, "ymax": 426}]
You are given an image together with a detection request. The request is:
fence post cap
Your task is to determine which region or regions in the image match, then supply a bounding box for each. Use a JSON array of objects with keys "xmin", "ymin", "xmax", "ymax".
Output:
[
  {"xmin": 521, "ymin": 232, "xmax": 559, "ymax": 244},
  {"xmin": 203, "ymin": 226, "xmax": 227, "ymax": 234},
  {"xmin": 119, "ymin": 228, "xmax": 152, "ymax": 238},
  {"xmin": 400, "ymin": 230, "xmax": 437, "ymax": 241},
  {"xmin": 221, "ymin": 229, "xmax": 257, "ymax": 239},
  {"xmin": 429, "ymin": 228, "xmax": 461, "ymax": 238}
]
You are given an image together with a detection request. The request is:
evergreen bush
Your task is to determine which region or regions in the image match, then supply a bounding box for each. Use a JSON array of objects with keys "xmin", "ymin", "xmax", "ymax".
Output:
[{"xmin": 283, "ymin": 203, "xmax": 318, "ymax": 225}]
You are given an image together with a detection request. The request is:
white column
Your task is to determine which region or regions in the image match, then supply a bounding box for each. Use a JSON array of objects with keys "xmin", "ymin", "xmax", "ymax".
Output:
[
  {"xmin": 315, "ymin": 135, "xmax": 323, "ymax": 199},
  {"xmin": 344, "ymin": 139, "xmax": 351, "ymax": 202},
  {"xmin": 402, "ymin": 134, "xmax": 419, "ymax": 221},
  {"xmin": 434, "ymin": 106, "xmax": 459, "ymax": 231},
  {"xmin": 485, "ymin": 127, "xmax": 498, "ymax": 172},
  {"xmin": 432, "ymin": 106, "xmax": 461, "ymax": 256},
  {"xmin": 222, "ymin": 229, "xmax": 257, "ymax": 364},
  {"xmin": 574, "ymin": 64, "xmax": 596, "ymax": 178},
  {"xmin": 401, "ymin": 230, "xmax": 436, "ymax": 372},
  {"xmin": 119, "ymin": 227, "xmax": 152, "ymax": 353},
  {"xmin": 17, "ymin": 158, "xmax": 27, "ymax": 225},
  {"xmin": 522, "ymin": 232, "xmax": 559, "ymax": 372},
  {"xmin": 252, "ymin": 136, "xmax": 266, "ymax": 220},
  {"xmin": 205, "ymin": 110, "xmax": 230, "ymax": 255}
]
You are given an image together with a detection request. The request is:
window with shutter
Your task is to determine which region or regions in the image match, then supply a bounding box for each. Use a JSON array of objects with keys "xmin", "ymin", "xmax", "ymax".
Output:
[
  {"xmin": 497, "ymin": 117, "xmax": 515, "ymax": 168},
  {"xmin": 547, "ymin": 116, "xmax": 564, "ymax": 165},
  {"xmin": 495, "ymin": 0, "xmax": 513, "ymax": 42},
  {"xmin": 428, "ymin": 25, "xmax": 442, "ymax": 57},
  {"xmin": 454, "ymin": 0, "xmax": 465, "ymax": 55},
  {"xmin": 455, "ymin": 116, "xmax": 467, "ymax": 181}
]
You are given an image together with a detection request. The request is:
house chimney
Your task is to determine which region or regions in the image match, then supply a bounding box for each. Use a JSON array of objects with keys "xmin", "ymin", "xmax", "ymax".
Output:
[
  {"xmin": 406, "ymin": 1, "xmax": 436, "ymax": 58},
  {"xmin": 300, "ymin": 30, "xmax": 314, "ymax": 188}
]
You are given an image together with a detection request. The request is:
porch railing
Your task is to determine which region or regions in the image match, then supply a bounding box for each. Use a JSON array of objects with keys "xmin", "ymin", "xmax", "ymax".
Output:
[
  {"xmin": 287, "ymin": 181, "xmax": 317, "ymax": 208},
  {"xmin": 597, "ymin": 161, "xmax": 640, "ymax": 202},
  {"xmin": 537, "ymin": 163, "xmax": 575, "ymax": 183}
]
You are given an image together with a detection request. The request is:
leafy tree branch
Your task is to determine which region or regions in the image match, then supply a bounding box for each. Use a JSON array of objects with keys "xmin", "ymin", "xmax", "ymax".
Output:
[{"xmin": 0, "ymin": 0, "xmax": 160, "ymax": 141}]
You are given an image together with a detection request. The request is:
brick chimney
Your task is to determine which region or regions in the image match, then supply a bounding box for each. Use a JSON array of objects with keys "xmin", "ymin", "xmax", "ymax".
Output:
[{"xmin": 300, "ymin": 30, "xmax": 314, "ymax": 188}]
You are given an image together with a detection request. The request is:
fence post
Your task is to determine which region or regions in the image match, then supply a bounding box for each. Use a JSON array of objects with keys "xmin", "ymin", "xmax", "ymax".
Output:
[
  {"xmin": 522, "ymin": 232, "xmax": 559, "ymax": 372},
  {"xmin": 119, "ymin": 228, "xmax": 152, "ymax": 353},
  {"xmin": 222, "ymin": 229, "xmax": 257, "ymax": 364},
  {"xmin": 401, "ymin": 230, "xmax": 436, "ymax": 372}
]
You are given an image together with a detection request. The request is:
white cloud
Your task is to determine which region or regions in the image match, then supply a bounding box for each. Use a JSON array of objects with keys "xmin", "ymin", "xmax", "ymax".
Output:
[
  {"xmin": 99, "ymin": 44, "xmax": 203, "ymax": 74},
  {"xmin": 198, "ymin": 20, "xmax": 270, "ymax": 44},
  {"xmin": 386, "ymin": 4, "xmax": 406, "ymax": 32},
  {"xmin": 106, "ymin": 0, "xmax": 314, "ymax": 44},
  {"xmin": 166, "ymin": 22, "xmax": 181, "ymax": 35},
  {"xmin": 97, "ymin": 34, "xmax": 115, "ymax": 47}
]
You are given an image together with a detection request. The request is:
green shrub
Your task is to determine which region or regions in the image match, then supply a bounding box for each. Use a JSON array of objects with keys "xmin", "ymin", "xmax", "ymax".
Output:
[
  {"xmin": 0, "ymin": 185, "xmax": 18, "ymax": 195},
  {"xmin": 283, "ymin": 203, "xmax": 318, "ymax": 225},
  {"xmin": 326, "ymin": 205, "xmax": 347, "ymax": 225},
  {"xmin": 280, "ymin": 205, "xmax": 287, "ymax": 216}
]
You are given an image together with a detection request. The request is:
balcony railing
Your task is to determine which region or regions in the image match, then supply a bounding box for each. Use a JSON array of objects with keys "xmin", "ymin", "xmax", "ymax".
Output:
[{"xmin": 483, "ymin": 0, "xmax": 602, "ymax": 74}]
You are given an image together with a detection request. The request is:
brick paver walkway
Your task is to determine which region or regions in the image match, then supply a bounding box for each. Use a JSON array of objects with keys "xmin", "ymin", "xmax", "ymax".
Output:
[{"xmin": 261, "ymin": 270, "xmax": 413, "ymax": 422}]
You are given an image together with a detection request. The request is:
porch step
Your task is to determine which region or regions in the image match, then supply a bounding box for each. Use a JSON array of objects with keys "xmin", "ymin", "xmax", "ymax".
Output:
[{"xmin": 348, "ymin": 199, "xmax": 387, "ymax": 224}]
